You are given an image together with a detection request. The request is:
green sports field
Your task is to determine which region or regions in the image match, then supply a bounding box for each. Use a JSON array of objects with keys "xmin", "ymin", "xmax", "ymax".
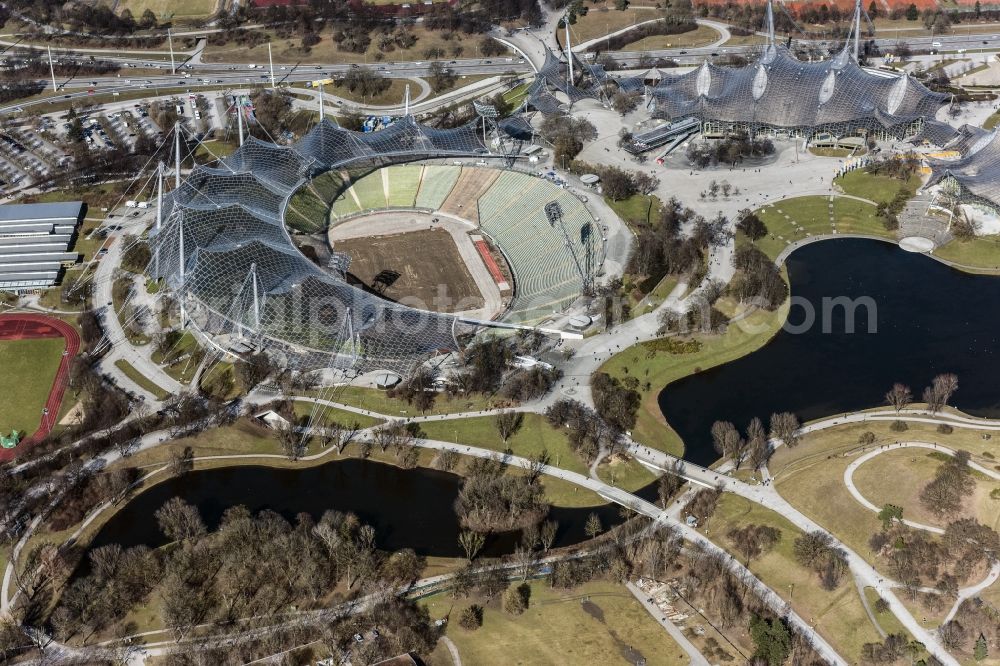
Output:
[{"xmin": 0, "ymin": 337, "xmax": 65, "ymax": 436}]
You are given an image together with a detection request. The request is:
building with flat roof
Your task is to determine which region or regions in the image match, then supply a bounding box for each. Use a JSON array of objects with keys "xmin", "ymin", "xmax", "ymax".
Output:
[{"xmin": 0, "ymin": 201, "xmax": 83, "ymax": 290}]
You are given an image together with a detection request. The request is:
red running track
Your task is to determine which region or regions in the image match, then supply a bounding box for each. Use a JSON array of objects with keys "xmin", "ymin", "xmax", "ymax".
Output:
[
  {"xmin": 474, "ymin": 239, "xmax": 509, "ymax": 289},
  {"xmin": 0, "ymin": 313, "xmax": 80, "ymax": 461}
]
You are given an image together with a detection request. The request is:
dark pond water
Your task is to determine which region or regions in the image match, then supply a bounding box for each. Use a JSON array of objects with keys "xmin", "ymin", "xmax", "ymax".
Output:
[
  {"xmin": 660, "ymin": 238, "xmax": 1000, "ymax": 467},
  {"xmin": 88, "ymin": 458, "xmax": 658, "ymax": 559}
]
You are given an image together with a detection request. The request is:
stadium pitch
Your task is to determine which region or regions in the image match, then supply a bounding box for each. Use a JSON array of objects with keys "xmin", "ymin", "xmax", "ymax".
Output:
[{"xmin": 329, "ymin": 211, "xmax": 504, "ymax": 317}]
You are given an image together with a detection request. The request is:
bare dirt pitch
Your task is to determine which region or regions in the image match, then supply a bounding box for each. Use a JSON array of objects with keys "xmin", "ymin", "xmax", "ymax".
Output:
[{"xmin": 330, "ymin": 214, "xmax": 486, "ymax": 314}]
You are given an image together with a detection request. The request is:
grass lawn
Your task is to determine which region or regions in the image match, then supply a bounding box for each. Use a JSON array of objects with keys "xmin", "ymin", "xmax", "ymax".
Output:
[
  {"xmin": 605, "ymin": 193, "xmax": 660, "ymax": 229},
  {"xmin": 616, "ymin": 23, "xmax": 721, "ymax": 51},
  {"xmin": 751, "ymin": 195, "xmax": 890, "ymax": 261},
  {"xmin": 199, "ymin": 361, "xmax": 244, "ymax": 401},
  {"xmin": 595, "ymin": 455, "xmax": 658, "ymax": 494},
  {"xmin": 113, "ymin": 359, "xmax": 169, "ymax": 400},
  {"xmin": 985, "ymin": 111, "xmax": 1000, "ymax": 130},
  {"xmin": 326, "ymin": 385, "xmax": 496, "ymax": 417},
  {"xmin": 306, "ymin": 78, "xmax": 412, "ymax": 106},
  {"xmin": 565, "ymin": 3, "xmax": 662, "ymax": 44},
  {"xmin": 38, "ymin": 271, "xmax": 87, "ymax": 312},
  {"xmin": 203, "ymin": 26, "xmax": 510, "ymax": 66},
  {"xmin": 20, "ymin": 181, "xmax": 125, "ymax": 213},
  {"xmin": 151, "ymin": 331, "xmax": 201, "ymax": 384},
  {"xmin": 421, "ymin": 579, "xmax": 688, "ymax": 665},
  {"xmin": 863, "ymin": 587, "xmax": 911, "ymax": 639},
  {"xmin": 630, "ymin": 274, "xmax": 680, "ymax": 317},
  {"xmin": 599, "ymin": 298, "xmax": 789, "ymax": 457},
  {"xmin": 766, "ymin": 416, "xmax": 1000, "ymax": 565},
  {"xmin": 119, "ymin": 419, "xmax": 285, "ymax": 470},
  {"xmin": 771, "ymin": 436, "xmax": 882, "ymax": 559},
  {"xmin": 851, "ymin": 447, "xmax": 1000, "ymax": 532},
  {"xmin": 502, "ymin": 81, "xmax": 531, "ymax": 109},
  {"xmin": 808, "ymin": 146, "xmax": 856, "ymax": 158},
  {"xmin": 933, "ymin": 234, "xmax": 1000, "ymax": 272},
  {"xmin": 115, "ymin": 0, "xmax": 216, "ymax": 19},
  {"xmin": 291, "ymin": 400, "xmax": 384, "ymax": 430},
  {"xmin": 833, "ymin": 171, "xmax": 920, "ymax": 206},
  {"xmin": 194, "ymin": 139, "xmax": 240, "ymax": 162},
  {"xmin": 418, "ymin": 413, "xmax": 589, "ymax": 477},
  {"xmin": 0, "ymin": 337, "xmax": 65, "ymax": 435},
  {"xmin": 703, "ymin": 494, "xmax": 883, "ymax": 662}
]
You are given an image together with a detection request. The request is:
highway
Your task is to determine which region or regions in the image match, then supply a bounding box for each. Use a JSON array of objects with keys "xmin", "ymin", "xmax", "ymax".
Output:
[
  {"xmin": 2, "ymin": 21, "xmax": 1000, "ymax": 116},
  {"xmin": 0, "ymin": 56, "xmax": 534, "ymax": 115}
]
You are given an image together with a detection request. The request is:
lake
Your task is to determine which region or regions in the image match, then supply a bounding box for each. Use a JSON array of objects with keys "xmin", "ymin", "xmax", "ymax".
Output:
[
  {"xmin": 659, "ymin": 238, "xmax": 1000, "ymax": 466},
  {"xmin": 87, "ymin": 457, "xmax": 654, "ymax": 558}
]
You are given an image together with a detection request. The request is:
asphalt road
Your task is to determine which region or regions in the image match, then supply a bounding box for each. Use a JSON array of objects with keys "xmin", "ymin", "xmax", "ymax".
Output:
[{"xmin": 3, "ymin": 24, "xmax": 999, "ymax": 116}]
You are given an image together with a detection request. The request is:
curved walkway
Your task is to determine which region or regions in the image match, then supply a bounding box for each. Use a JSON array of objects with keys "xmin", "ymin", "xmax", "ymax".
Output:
[
  {"xmin": 440, "ymin": 636, "xmax": 463, "ymax": 666},
  {"xmin": 843, "ymin": 441, "xmax": 1000, "ymax": 535}
]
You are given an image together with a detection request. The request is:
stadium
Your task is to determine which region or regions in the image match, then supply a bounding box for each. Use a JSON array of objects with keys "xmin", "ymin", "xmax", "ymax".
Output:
[
  {"xmin": 619, "ymin": 3, "xmax": 950, "ymax": 151},
  {"xmin": 147, "ymin": 116, "xmax": 602, "ymax": 376}
]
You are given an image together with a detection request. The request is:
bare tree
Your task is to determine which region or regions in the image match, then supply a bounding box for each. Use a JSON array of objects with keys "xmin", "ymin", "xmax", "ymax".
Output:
[
  {"xmin": 923, "ymin": 373, "xmax": 959, "ymax": 413},
  {"xmin": 435, "ymin": 448, "xmax": 459, "ymax": 471},
  {"xmin": 339, "ymin": 420, "xmax": 362, "ymax": 454},
  {"xmin": 769, "ymin": 412, "xmax": 800, "ymax": 448},
  {"xmin": 276, "ymin": 420, "xmax": 305, "ymax": 460},
  {"xmin": 168, "ymin": 445, "xmax": 194, "ymax": 477},
  {"xmin": 710, "ymin": 421, "xmax": 745, "ymax": 466},
  {"xmin": 511, "ymin": 545, "xmax": 537, "ymax": 581},
  {"xmin": 494, "ymin": 410, "xmax": 524, "ymax": 443},
  {"xmin": 154, "ymin": 497, "xmax": 206, "ymax": 543},
  {"xmin": 584, "ymin": 512, "xmax": 603, "ymax": 539},
  {"xmin": 885, "ymin": 383, "xmax": 912, "ymax": 415},
  {"xmin": 539, "ymin": 519, "xmax": 558, "ymax": 552},
  {"xmin": 527, "ymin": 448, "xmax": 549, "ymax": 483},
  {"xmin": 746, "ymin": 417, "xmax": 771, "ymax": 471},
  {"xmin": 458, "ymin": 530, "xmax": 486, "ymax": 562}
]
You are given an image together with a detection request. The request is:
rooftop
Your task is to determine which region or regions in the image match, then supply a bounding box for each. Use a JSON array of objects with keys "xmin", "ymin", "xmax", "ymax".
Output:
[{"xmin": 0, "ymin": 201, "xmax": 84, "ymax": 224}]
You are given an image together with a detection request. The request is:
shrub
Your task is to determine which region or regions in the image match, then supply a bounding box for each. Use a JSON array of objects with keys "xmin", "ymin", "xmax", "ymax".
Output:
[
  {"xmin": 936, "ymin": 423, "xmax": 954, "ymax": 434},
  {"xmin": 890, "ymin": 420, "xmax": 908, "ymax": 432},
  {"xmin": 459, "ymin": 604, "xmax": 483, "ymax": 630},
  {"xmin": 502, "ymin": 583, "xmax": 531, "ymax": 615}
]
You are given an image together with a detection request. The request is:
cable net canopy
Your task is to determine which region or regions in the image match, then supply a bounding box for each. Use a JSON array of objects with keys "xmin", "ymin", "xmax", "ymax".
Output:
[
  {"xmin": 648, "ymin": 45, "xmax": 948, "ymax": 139},
  {"xmin": 150, "ymin": 118, "xmax": 493, "ymax": 375},
  {"xmin": 927, "ymin": 127, "xmax": 1000, "ymax": 211}
]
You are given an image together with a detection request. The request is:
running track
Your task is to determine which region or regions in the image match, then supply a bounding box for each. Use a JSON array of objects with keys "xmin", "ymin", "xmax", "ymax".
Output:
[{"xmin": 0, "ymin": 313, "xmax": 80, "ymax": 461}]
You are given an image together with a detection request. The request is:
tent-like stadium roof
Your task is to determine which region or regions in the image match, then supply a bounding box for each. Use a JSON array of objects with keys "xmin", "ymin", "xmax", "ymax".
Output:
[
  {"xmin": 649, "ymin": 43, "xmax": 948, "ymax": 133},
  {"xmin": 149, "ymin": 117, "xmax": 493, "ymax": 374},
  {"xmin": 927, "ymin": 127, "xmax": 1000, "ymax": 207}
]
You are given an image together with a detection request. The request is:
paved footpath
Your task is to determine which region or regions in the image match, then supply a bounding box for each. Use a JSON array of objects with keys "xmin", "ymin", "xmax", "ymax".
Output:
[{"xmin": 625, "ymin": 580, "xmax": 710, "ymax": 666}]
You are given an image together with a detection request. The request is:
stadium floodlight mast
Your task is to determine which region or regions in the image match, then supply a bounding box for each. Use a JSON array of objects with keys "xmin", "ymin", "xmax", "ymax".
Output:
[
  {"xmin": 174, "ymin": 122, "xmax": 182, "ymax": 188},
  {"xmin": 168, "ymin": 28, "xmax": 175, "ymax": 76},
  {"xmin": 47, "ymin": 46, "xmax": 56, "ymax": 92},
  {"xmin": 155, "ymin": 161, "xmax": 164, "ymax": 276},
  {"xmin": 473, "ymin": 99, "xmax": 516, "ymax": 167},
  {"xmin": 268, "ymin": 42, "xmax": 276, "ymax": 89},
  {"xmin": 236, "ymin": 97, "xmax": 245, "ymax": 146},
  {"xmin": 563, "ymin": 15, "xmax": 574, "ymax": 90}
]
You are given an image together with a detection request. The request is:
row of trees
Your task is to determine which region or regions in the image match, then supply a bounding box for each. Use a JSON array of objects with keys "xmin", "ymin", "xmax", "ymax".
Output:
[
  {"xmin": 569, "ymin": 159, "xmax": 659, "ymax": 202},
  {"xmin": 884, "ymin": 373, "xmax": 960, "ymax": 415},
  {"xmin": 686, "ymin": 134, "xmax": 776, "ymax": 169}
]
